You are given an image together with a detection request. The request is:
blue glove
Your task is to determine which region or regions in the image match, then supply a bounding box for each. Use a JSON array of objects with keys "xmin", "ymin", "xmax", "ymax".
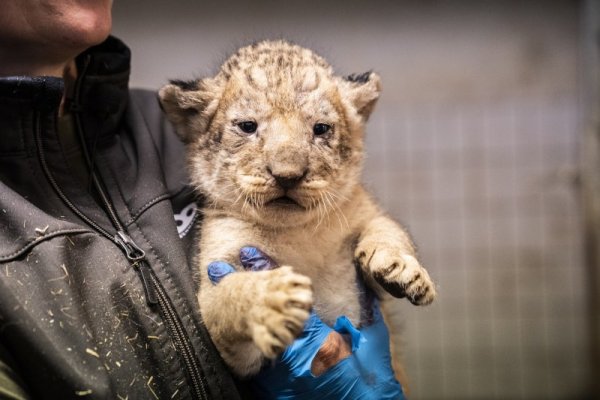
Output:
[{"xmin": 208, "ymin": 247, "xmax": 405, "ymax": 400}]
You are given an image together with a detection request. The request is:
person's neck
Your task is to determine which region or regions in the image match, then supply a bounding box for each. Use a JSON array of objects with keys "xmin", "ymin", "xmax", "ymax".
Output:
[
  {"xmin": 0, "ymin": 47, "xmax": 73, "ymax": 78},
  {"xmin": 0, "ymin": 62, "xmax": 68, "ymax": 77}
]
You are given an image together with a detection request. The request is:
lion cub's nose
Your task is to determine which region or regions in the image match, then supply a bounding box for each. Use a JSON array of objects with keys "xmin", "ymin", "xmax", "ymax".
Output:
[{"xmin": 268, "ymin": 167, "xmax": 307, "ymax": 190}]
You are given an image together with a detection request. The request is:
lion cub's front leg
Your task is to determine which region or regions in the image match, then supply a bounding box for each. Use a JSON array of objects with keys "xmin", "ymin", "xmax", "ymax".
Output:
[
  {"xmin": 356, "ymin": 215, "xmax": 436, "ymax": 305},
  {"xmin": 199, "ymin": 266, "xmax": 312, "ymax": 376}
]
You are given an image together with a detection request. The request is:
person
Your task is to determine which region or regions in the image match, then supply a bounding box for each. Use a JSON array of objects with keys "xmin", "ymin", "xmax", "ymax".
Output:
[{"xmin": 0, "ymin": 1, "xmax": 404, "ymax": 399}]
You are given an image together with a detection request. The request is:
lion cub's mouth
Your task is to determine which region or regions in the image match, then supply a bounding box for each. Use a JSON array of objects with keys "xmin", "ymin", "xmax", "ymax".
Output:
[{"xmin": 266, "ymin": 196, "xmax": 305, "ymax": 209}]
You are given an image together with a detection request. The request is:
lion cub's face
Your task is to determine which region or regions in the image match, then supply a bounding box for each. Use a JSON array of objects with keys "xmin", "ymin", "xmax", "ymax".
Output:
[{"xmin": 160, "ymin": 41, "xmax": 381, "ymax": 227}]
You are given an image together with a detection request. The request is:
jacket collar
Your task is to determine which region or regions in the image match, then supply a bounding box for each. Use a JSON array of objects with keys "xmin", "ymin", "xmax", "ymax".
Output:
[{"xmin": 0, "ymin": 36, "xmax": 131, "ymax": 156}]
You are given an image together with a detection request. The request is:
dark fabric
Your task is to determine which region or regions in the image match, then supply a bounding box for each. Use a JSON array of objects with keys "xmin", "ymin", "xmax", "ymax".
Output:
[
  {"xmin": 0, "ymin": 36, "xmax": 242, "ymax": 399},
  {"xmin": 0, "ymin": 344, "xmax": 28, "ymax": 400},
  {"xmin": 56, "ymin": 114, "xmax": 90, "ymax": 189}
]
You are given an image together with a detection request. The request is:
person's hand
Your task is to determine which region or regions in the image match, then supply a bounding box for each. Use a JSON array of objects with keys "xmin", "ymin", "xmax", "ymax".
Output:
[{"xmin": 208, "ymin": 247, "xmax": 405, "ymax": 400}]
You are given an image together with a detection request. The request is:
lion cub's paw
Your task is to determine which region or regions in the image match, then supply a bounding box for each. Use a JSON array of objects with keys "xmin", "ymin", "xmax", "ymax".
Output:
[
  {"xmin": 360, "ymin": 249, "xmax": 436, "ymax": 305},
  {"xmin": 250, "ymin": 266, "xmax": 313, "ymax": 358}
]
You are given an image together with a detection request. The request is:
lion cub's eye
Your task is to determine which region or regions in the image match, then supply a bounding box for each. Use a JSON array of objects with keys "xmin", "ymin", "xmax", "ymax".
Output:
[
  {"xmin": 237, "ymin": 121, "xmax": 258, "ymax": 134},
  {"xmin": 313, "ymin": 123, "xmax": 331, "ymax": 136}
]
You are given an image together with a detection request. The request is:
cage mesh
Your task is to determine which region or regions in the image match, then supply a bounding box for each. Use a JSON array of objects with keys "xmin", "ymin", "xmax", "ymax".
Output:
[{"xmin": 364, "ymin": 95, "xmax": 588, "ymax": 399}]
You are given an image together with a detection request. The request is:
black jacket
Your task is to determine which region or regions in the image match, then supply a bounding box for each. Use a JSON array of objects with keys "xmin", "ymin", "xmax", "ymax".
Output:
[{"xmin": 0, "ymin": 37, "xmax": 241, "ymax": 399}]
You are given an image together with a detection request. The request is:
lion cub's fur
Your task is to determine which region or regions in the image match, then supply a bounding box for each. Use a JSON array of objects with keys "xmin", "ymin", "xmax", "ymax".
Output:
[{"xmin": 159, "ymin": 40, "xmax": 436, "ymax": 377}]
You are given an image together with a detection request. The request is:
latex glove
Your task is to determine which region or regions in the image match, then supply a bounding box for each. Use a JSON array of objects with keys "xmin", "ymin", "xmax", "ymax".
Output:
[{"xmin": 208, "ymin": 247, "xmax": 405, "ymax": 400}]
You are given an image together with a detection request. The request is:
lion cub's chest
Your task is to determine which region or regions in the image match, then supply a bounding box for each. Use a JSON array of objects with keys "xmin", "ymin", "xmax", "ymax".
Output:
[
  {"xmin": 254, "ymin": 227, "xmax": 363, "ymax": 326},
  {"xmin": 199, "ymin": 213, "xmax": 366, "ymax": 326}
]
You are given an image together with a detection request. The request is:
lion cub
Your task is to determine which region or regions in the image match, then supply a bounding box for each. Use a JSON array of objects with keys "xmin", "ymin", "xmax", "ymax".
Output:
[{"xmin": 159, "ymin": 40, "xmax": 436, "ymax": 377}]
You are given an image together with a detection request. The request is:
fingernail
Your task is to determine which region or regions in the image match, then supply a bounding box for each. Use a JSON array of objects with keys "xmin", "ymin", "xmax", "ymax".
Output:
[
  {"xmin": 207, "ymin": 261, "xmax": 236, "ymax": 284},
  {"xmin": 240, "ymin": 246, "xmax": 277, "ymax": 271}
]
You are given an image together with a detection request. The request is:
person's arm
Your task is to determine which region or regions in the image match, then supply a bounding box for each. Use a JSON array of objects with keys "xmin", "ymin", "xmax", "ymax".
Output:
[{"xmin": 0, "ymin": 344, "xmax": 30, "ymax": 400}]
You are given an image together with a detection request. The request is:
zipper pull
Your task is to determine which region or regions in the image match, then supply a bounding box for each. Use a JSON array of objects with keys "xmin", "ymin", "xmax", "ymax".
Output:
[
  {"xmin": 115, "ymin": 231, "xmax": 145, "ymax": 261},
  {"xmin": 114, "ymin": 231, "xmax": 158, "ymax": 306},
  {"xmin": 136, "ymin": 260, "xmax": 159, "ymax": 306}
]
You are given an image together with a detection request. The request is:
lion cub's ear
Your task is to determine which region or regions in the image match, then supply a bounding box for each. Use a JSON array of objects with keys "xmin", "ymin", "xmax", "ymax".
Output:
[
  {"xmin": 158, "ymin": 78, "xmax": 222, "ymax": 143},
  {"xmin": 338, "ymin": 71, "xmax": 382, "ymax": 122}
]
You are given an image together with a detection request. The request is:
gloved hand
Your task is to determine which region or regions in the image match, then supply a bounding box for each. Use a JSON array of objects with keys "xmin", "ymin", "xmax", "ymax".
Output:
[{"xmin": 208, "ymin": 247, "xmax": 405, "ymax": 400}]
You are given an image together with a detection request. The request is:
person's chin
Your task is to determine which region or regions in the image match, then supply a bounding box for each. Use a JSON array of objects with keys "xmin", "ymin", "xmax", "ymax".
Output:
[{"xmin": 63, "ymin": 5, "xmax": 113, "ymax": 50}]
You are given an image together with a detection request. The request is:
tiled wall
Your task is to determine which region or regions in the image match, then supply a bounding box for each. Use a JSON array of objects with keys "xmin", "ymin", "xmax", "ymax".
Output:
[{"xmin": 366, "ymin": 96, "xmax": 589, "ymax": 399}]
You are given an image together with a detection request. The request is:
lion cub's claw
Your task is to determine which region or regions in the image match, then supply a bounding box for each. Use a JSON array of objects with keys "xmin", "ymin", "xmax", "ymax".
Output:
[
  {"xmin": 364, "ymin": 250, "xmax": 436, "ymax": 305},
  {"xmin": 250, "ymin": 266, "xmax": 313, "ymax": 359}
]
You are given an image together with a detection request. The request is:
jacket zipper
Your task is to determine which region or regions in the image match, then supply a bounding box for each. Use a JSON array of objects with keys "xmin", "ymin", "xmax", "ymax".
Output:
[
  {"xmin": 113, "ymin": 231, "xmax": 206, "ymax": 400},
  {"xmin": 34, "ymin": 65, "xmax": 208, "ymax": 400}
]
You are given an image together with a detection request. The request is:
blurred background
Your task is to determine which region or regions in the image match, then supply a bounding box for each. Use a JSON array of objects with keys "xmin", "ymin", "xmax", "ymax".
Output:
[{"xmin": 112, "ymin": 1, "xmax": 599, "ymax": 398}]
